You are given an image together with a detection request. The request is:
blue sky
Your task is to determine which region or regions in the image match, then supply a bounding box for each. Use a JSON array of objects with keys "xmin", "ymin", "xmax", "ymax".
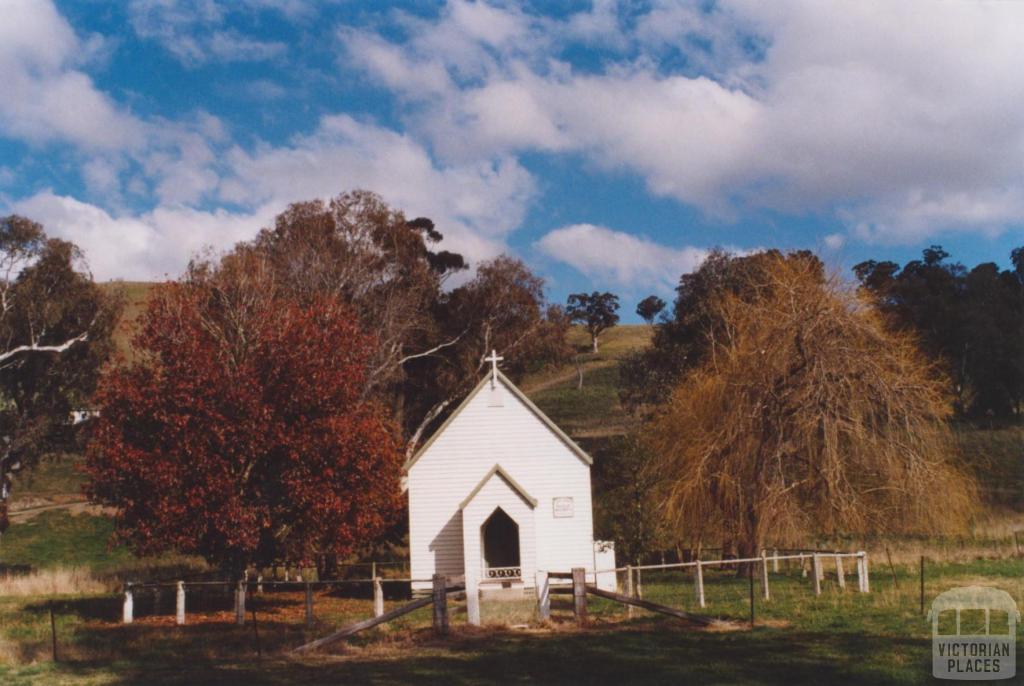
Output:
[{"xmin": 1, "ymin": 1, "xmax": 1022, "ymax": 322}]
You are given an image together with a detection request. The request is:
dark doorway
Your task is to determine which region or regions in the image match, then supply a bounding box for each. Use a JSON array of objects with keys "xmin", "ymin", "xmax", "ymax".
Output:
[{"xmin": 482, "ymin": 507, "xmax": 520, "ymax": 575}]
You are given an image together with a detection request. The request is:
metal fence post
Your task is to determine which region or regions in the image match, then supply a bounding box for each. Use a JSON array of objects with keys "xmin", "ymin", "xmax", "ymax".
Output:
[
  {"xmin": 305, "ymin": 582, "xmax": 314, "ymax": 628},
  {"xmin": 625, "ymin": 565, "xmax": 635, "ymax": 618}
]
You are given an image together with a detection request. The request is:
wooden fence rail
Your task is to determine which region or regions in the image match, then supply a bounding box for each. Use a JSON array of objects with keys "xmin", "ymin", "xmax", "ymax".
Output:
[{"xmin": 292, "ymin": 574, "xmax": 465, "ymax": 654}]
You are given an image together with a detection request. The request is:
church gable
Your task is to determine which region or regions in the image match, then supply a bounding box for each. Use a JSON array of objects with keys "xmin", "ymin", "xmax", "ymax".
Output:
[{"xmin": 404, "ymin": 369, "xmax": 592, "ymax": 473}]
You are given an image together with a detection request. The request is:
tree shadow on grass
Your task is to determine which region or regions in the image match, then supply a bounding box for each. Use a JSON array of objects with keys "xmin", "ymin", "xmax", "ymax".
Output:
[{"xmin": 42, "ymin": 616, "xmax": 933, "ymax": 686}]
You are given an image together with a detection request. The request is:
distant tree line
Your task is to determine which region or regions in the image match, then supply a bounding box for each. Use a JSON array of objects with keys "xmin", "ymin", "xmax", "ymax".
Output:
[{"xmin": 854, "ymin": 246, "xmax": 1024, "ymax": 418}]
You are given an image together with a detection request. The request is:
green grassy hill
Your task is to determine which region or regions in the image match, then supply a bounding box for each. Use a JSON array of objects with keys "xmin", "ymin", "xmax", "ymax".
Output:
[{"xmin": 3, "ymin": 315, "xmax": 1021, "ymax": 576}]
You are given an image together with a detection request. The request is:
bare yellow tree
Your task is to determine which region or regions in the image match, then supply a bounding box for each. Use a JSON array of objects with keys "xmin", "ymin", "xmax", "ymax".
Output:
[{"xmin": 647, "ymin": 254, "xmax": 976, "ymax": 559}]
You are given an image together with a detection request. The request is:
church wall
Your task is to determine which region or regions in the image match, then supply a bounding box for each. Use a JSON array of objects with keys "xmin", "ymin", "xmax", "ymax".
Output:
[{"xmin": 407, "ymin": 378, "xmax": 596, "ymax": 593}]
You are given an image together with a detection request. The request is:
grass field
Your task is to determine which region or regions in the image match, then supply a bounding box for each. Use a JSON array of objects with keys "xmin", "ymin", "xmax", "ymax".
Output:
[
  {"xmin": 1, "ymin": 316, "xmax": 1021, "ymax": 684},
  {"xmin": 0, "ymin": 557, "xmax": 1020, "ymax": 684}
]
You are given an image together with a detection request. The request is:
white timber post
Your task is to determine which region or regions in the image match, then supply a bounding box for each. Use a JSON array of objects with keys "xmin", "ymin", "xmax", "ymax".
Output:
[
  {"xmin": 535, "ymin": 570, "xmax": 550, "ymax": 621},
  {"xmin": 801, "ymin": 553, "xmax": 808, "ymax": 578},
  {"xmin": 626, "ymin": 565, "xmax": 635, "ymax": 618},
  {"xmin": 835, "ymin": 556, "xmax": 845, "ymax": 590},
  {"xmin": 235, "ymin": 579, "xmax": 246, "ymax": 626},
  {"xmin": 862, "ymin": 552, "xmax": 870, "ymax": 592},
  {"xmin": 176, "ymin": 581, "xmax": 185, "ymax": 625},
  {"xmin": 761, "ymin": 551, "xmax": 770, "ymax": 601},
  {"xmin": 373, "ymin": 576, "xmax": 384, "ymax": 618},
  {"xmin": 856, "ymin": 552, "xmax": 866, "ymax": 592},
  {"xmin": 466, "ymin": 571, "xmax": 481, "ymax": 626},
  {"xmin": 772, "ymin": 549, "xmax": 779, "ymax": 573},
  {"xmin": 812, "ymin": 554, "xmax": 822, "ymax": 595},
  {"xmin": 123, "ymin": 584, "xmax": 134, "ymax": 624},
  {"xmin": 694, "ymin": 560, "xmax": 705, "ymax": 608}
]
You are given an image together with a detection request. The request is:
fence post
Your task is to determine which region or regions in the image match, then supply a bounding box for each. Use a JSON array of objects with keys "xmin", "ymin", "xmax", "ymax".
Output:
[
  {"xmin": 176, "ymin": 581, "xmax": 185, "ymax": 625},
  {"xmin": 760, "ymin": 551, "xmax": 770, "ymax": 601},
  {"xmin": 857, "ymin": 552, "xmax": 866, "ymax": 592},
  {"xmin": 304, "ymin": 582, "xmax": 313, "ymax": 628},
  {"xmin": 835, "ymin": 556, "xmax": 845, "ymax": 589},
  {"xmin": 801, "ymin": 553, "xmax": 808, "ymax": 578},
  {"xmin": 256, "ymin": 574, "xmax": 263, "ymax": 594},
  {"xmin": 466, "ymin": 573, "xmax": 481, "ymax": 626},
  {"xmin": 772, "ymin": 549, "xmax": 779, "ymax": 573},
  {"xmin": 373, "ymin": 577, "xmax": 384, "ymax": 618},
  {"xmin": 235, "ymin": 580, "xmax": 246, "ymax": 626},
  {"xmin": 572, "ymin": 567, "xmax": 587, "ymax": 625},
  {"xmin": 811, "ymin": 555, "xmax": 822, "ymax": 595},
  {"xmin": 625, "ymin": 565, "xmax": 635, "ymax": 618},
  {"xmin": 123, "ymin": 584, "xmax": 134, "ymax": 624},
  {"xmin": 694, "ymin": 560, "xmax": 705, "ymax": 608},
  {"xmin": 862, "ymin": 552, "xmax": 870, "ymax": 592},
  {"xmin": 432, "ymin": 574, "xmax": 449, "ymax": 635},
  {"xmin": 535, "ymin": 570, "xmax": 550, "ymax": 621}
]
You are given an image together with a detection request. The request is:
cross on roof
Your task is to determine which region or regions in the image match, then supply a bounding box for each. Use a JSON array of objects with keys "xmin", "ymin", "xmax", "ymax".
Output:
[{"xmin": 485, "ymin": 349, "xmax": 503, "ymax": 385}]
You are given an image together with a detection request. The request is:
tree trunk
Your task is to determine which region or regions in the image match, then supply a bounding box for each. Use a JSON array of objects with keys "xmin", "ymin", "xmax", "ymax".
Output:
[
  {"xmin": 592, "ymin": 335, "xmax": 599, "ymax": 353},
  {"xmin": 575, "ymin": 356, "xmax": 584, "ymax": 390}
]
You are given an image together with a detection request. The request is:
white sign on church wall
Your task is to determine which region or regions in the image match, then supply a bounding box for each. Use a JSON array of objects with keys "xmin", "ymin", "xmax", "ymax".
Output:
[{"xmin": 553, "ymin": 496, "xmax": 574, "ymax": 518}]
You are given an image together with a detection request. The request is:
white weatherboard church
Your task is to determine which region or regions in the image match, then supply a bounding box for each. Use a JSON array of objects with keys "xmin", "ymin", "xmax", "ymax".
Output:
[{"xmin": 404, "ymin": 352, "xmax": 615, "ymax": 620}]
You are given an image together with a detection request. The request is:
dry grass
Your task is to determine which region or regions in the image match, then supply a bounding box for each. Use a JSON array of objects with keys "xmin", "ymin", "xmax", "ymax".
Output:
[{"xmin": 0, "ymin": 567, "xmax": 114, "ymax": 597}]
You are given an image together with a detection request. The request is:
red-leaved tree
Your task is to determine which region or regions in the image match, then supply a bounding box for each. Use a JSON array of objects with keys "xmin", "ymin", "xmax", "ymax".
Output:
[{"xmin": 85, "ymin": 254, "xmax": 402, "ymax": 575}]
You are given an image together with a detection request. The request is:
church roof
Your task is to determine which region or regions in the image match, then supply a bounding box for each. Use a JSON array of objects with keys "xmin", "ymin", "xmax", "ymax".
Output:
[
  {"xmin": 459, "ymin": 464, "xmax": 538, "ymax": 509},
  {"xmin": 403, "ymin": 369, "xmax": 594, "ymax": 472}
]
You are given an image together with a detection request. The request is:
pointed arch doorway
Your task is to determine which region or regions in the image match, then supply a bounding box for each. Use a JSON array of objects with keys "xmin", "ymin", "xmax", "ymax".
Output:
[{"xmin": 482, "ymin": 507, "xmax": 521, "ymax": 581}]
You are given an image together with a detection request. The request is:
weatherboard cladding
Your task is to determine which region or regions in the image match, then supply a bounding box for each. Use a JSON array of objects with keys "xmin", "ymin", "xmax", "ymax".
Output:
[{"xmin": 406, "ymin": 373, "xmax": 596, "ymax": 591}]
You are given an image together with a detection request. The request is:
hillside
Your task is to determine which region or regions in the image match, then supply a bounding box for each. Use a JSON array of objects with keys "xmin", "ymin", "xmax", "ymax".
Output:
[
  {"xmin": 98, "ymin": 281, "xmax": 158, "ymax": 358},
  {"xmin": 3, "ymin": 314, "xmax": 1021, "ymax": 575}
]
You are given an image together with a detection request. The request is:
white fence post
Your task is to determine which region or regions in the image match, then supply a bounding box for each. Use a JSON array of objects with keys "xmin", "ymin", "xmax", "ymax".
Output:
[
  {"xmin": 466, "ymin": 574, "xmax": 481, "ymax": 626},
  {"xmin": 123, "ymin": 585, "xmax": 134, "ymax": 624},
  {"xmin": 176, "ymin": 581, "xmax": 185, "ymax": 625},
  {"xmin": 535, "ymin": 571, "xmax": 550, "ymax": 621},
  {"xmin": 235, "ymin": 580, "xmax": 246, "ymax": 626},
  {"xmin": 761, "ymin": 551, "xmax": 770, "ymax": 601},
  {"xmin": 835, "ymin": 556, "xmax": 846, "ymax": 589},
  {"xmin": 801, "ymin": 553, "xmax": 808, "ymax": 578},
  {"xmin": 694, "ymin": 560, "xmax": 705, "ymax": 608},
  {"xmin": 862, "ymin": 552, "xmax": 870, "ymax": 592},
  {"xmin": 373, "ymin": 576, "xmax": 384, "ymax": 618},
  {"xmin": 812, "ymin": 554, "xmax": 822, "ymax": 595},
  {"xmin": 772, "ymin": 549, "xmax": 779, "ymax": 573}
]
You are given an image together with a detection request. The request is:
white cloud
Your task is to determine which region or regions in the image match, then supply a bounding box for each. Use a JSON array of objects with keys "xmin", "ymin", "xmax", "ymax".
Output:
[
  {"xmin": 0, "ymin": 0, "xmax": 145, "ymax": 150},
  {"xmin": 345, "ymin": 0, "xmax": 1024, "ymax": 242},
  {"xmin": 12, "ymin": 191, "xmax": 279, "ymax": 281},
  {"xmin": 220, "ymin": 114, "xmax": 536, "ymax": 265},
  {"xmin": 11, "ymin": 114, "xmax": 538, "ymax": 281},
  {"xmin": 128, "ymin": 0, "xmax": 291, "ymax": 66},
  {"xmin": 535, "ymin": 224, "xmax": 709, "ymax": 291}
]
